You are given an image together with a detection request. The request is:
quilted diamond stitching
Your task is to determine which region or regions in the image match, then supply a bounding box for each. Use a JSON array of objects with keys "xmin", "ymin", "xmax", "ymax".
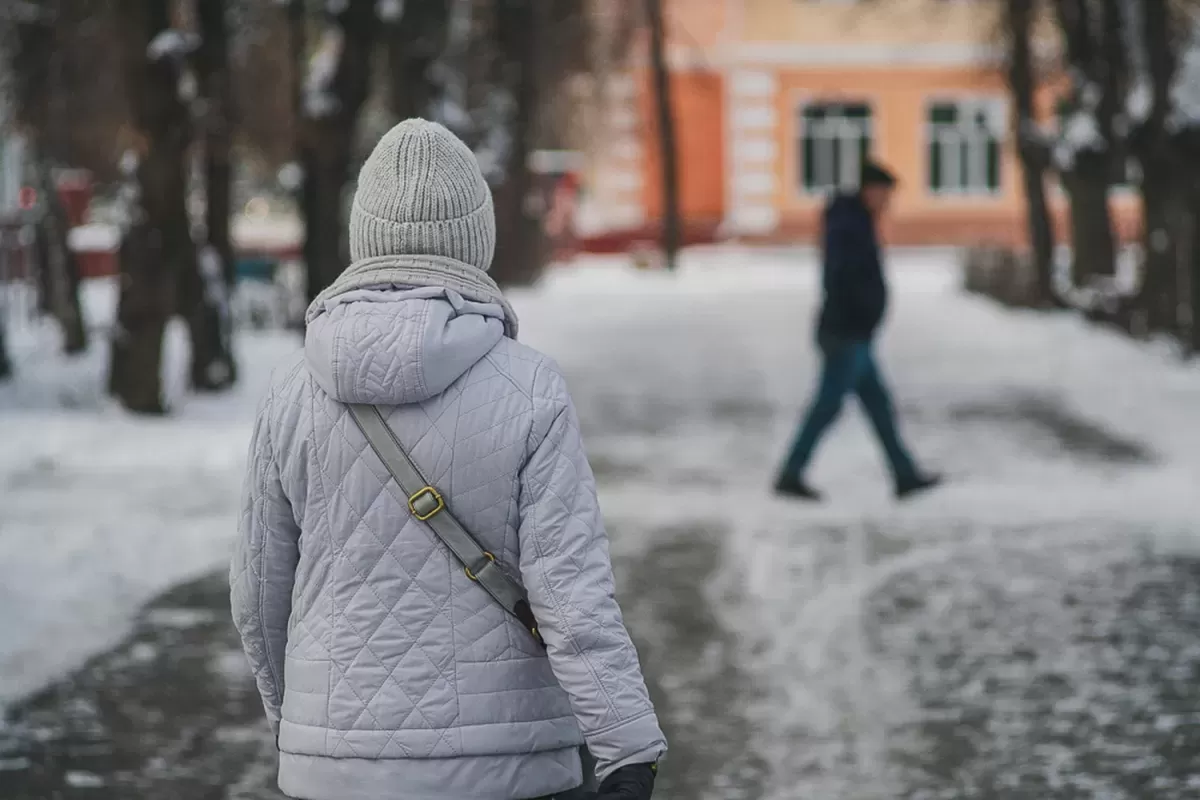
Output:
[{"xmin": 234, "ymin": 309, "xmax": 661, "ymax": 767}]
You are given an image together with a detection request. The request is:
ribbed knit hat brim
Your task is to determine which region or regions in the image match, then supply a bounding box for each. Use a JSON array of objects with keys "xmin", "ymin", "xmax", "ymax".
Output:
[{"xmin": 348, "ymin": 119, "xmax": 496, "ymax": 271}]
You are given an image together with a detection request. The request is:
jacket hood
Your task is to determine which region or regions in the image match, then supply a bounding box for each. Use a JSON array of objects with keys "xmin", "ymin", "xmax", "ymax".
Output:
[{"xmin": 304, "ymin": 286, "xmax": 505, "ymax": 405}]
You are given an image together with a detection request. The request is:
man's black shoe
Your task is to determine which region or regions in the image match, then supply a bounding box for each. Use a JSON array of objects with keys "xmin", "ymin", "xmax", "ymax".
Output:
[
  {"xmin": 896, "ymin": 473, "xmax": 942, "ymax": 500},
  {"xmin": 774, "ymin": 473, "xmax": 822, "ymax": 502}
]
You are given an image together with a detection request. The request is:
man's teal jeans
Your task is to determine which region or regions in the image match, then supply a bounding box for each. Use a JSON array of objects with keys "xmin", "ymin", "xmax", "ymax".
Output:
[{"xmin": 781, "ymin": 335, "xmax": 918, "ymax": 484}]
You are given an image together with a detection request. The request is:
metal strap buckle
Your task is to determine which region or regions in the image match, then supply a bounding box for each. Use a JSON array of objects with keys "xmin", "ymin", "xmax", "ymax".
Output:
[
  {"xmin": 408, "ymin": 486, "xmax": 445, "ymax": 521},
  {"xmin": 464, "ymin": 551, "xmax": 496, "ymax": 582}
]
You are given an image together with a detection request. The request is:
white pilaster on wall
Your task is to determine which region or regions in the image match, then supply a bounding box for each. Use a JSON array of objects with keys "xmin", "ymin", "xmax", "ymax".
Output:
[
  {"xmin": 592, "ymin": 72, "xmax": 646, "ymax": 232},
  {"xmin": 724, "ymin": 68, "xmax": 779, "ymax": 235}
]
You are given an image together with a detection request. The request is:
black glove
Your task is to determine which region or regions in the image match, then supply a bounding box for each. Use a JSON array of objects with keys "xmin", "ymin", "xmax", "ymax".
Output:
[{"xmin": 596, "ymin": 762, "xmax": 656, "ymax": 799}]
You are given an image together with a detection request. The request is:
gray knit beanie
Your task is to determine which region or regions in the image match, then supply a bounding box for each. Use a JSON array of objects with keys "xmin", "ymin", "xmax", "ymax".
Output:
[{"xmin": 348, "ymin": 119, "xmax": 496, "ymax": 271}]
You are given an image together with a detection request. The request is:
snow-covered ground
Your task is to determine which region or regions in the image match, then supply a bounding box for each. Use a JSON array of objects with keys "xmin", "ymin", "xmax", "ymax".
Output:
[
  {"xmin": 520, "ymin": 249, "xmax": 1200, "ymax": 798},
  {"xmin": 0, "ymin": 278, "xmax": 296, "ymax": 705},
  {"xmin": 3, "ymin": 247, "xmax": 1200, "ymax": 797}
]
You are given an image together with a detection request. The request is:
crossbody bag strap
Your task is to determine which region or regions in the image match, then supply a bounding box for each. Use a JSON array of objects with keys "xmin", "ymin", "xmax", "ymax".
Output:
[{"xmin": 347, "ymin": 403, "xmax": 545, "ymax": 648}]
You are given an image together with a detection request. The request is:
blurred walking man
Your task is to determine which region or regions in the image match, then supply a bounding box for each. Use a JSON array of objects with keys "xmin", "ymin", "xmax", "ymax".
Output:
[
  {"xmin": 232, "ymin": 119, "xmax": 665, "ymax": 800},
  {"xmin": 774, "ymin": 161, "xmax": 940, "ymax": 501}
]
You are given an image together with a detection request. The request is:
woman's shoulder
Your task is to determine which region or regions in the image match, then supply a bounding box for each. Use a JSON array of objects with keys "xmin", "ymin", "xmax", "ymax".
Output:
[{"xmin": 482, "ymin": 337, "xmax": 570, "ymax": 402}]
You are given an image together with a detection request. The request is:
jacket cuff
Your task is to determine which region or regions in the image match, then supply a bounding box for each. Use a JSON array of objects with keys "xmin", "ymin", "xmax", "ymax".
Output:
[{"xmin": 588, "ymin": 712, "xmax": 668, "ymax": 782}]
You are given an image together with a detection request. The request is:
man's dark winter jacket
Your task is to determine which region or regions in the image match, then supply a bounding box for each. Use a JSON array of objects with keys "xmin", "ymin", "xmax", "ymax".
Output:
[{"xmin": 816, "ymin": 193, "xmax": 888, "ymax": 341}]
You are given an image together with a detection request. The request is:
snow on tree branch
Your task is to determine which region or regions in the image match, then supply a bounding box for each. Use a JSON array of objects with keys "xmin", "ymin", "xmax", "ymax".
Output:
[
  {"xmin": 1170, "ymin": 14, "xmax": 1200, "ymax": 131},
  {"xmin": 1054, "ymin": 110, "xmax": 1104, "ymax": 171},
  {"xmin": 304, "ymin": 25, "xmax": 344, "ymax": 118},
  {"xmin": 377, "ymin": 0, "xmax": 404, "ymax": 22},
  {"xmin": 0, "ymin": 1, "xmax": 47, "ymax": 23},
  {"xmin": 1119, "ymin": 0, "xmax": 1151, "ymax": 125},
  {"xmin": 115, "ymin": 149, "xmax": 144, "ymax": 231},
  {"xmin": 1053, "ymin": 245, "xmax": 1141, "ymax": 314},
  {"xmin": 1018, "ymin": 118, "xmax": 1056, "ymax": 150},
  {"xmin": 147, "ymin": 29, "xmax": 200, "ymax": 62}
]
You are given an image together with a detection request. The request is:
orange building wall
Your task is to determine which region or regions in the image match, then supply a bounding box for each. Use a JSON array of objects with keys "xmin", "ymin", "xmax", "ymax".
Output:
[
  {"xmin": 638, "ymin": 71, "xmax": 726, "ymax": 227},
  {"xmin": 770, "ymin": 65, "xmax": 1022, "ymax": 244},
  {"xmin": 738, "ymin": 0, "xmax": 999, "ymax": 46},
  {"xmin": 583, "ymin": 0, "xmax": 1144, "ymax": 249}
]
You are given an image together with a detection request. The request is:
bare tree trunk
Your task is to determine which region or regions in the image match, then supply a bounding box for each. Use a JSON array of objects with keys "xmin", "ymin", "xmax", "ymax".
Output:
[
  {"xmin": 300, "ymin": 0, "xmax": 376, "ymax": 303},
  {"xmin": 1062, "ymin": 157, "xmax": 1119, "ymax": 284},
  {"xmin": 36, "ymin": 158, "xmax": 88, "ymax": 354},
  {"xmin": 197, "ymin": 0, "xmax": 235, "ymax": 288},
  {"xmin": 490, "ymin": 0, "xmax": 543, "ymax": 287},
  {"xmin": 0, "ymin": 311, "xmax": 11, "ymax": 381},
  {"xmin": 1192, "ymin": 194, "xmax": 1200, "ymax": 355},
  {"xmin": 1175, "ymin": 130, "xmax": 1200, "ymax": 353},
  {"xmin": 283, "ymin": 0, "xmax": 308, "ymax": 329},
  {"xmin": 1053, "ymin": 0, "xmax": 1120, "ymax": 283},
  {"xmin": 110, "ymin": 0, "xmax": 189, "ymax": 414},
  {"xmin": 1132, "ymin": 0, "xmax": 1183, "ymax": 335},
  {"xmin": 385, "ymin": 0, "xmax": 449, "ymax": 120},
  {"xmin": 180, "ymin": 0, "xmax": 237, "ymax": 390},
  {"xmin": 645, "ymin": 0, "xmax": 680, "ymax": 271},
  {"xmin": 14, "ymin": 11, "xmax": 87, "ymax": 353},
  {"xmin": 1005, "ymin": 0, "xmax": 1056, "ymax": 306}
]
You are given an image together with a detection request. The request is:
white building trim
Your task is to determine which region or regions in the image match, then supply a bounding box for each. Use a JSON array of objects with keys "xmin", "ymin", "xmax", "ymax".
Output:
[
  {"xmin": 732, "ymin": 104, "xmax": 776, "ymax": 130},
  {"xmin": 724, "ymin": 68, "xmax": 781, "ymax": 236},
  {"xmin": 716, "ymin": 42, "xmax": 1003, "ymax": 69},
  {"xmin": 728, "ymin": 205, "xmax": 779, "ymax": 232}
]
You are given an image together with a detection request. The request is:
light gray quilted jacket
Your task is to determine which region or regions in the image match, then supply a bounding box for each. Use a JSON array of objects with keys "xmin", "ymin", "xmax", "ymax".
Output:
[{"xmin": 231, "ymin": 285, "xmax": 666, "ymax": 800}]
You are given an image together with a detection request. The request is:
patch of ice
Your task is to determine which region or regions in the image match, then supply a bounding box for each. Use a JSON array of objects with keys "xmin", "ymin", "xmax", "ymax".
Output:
[
  {"xmin": 211, "ymin": 649, "xmax": 251, "ymax": 684},
  {"xmin": 64, "ymin": 770, "xmax": 104, "ymax": 788},
  {"xmin": 144, "ymin": 608, "xmax": 219, "ymax": 629},
  {"xmin": 129, "ymin": 642, "xmax": 157, "ymax": 663}
]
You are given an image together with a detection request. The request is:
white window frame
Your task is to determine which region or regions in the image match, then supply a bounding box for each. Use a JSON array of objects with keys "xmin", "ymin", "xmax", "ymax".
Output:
[
  {"xmin": 799, "ymin": 101, "xmax": 873, "ymax": 195},
  {"xmin": 925, "ymin": 97, "xmax": 1006, "ymax": 197}
]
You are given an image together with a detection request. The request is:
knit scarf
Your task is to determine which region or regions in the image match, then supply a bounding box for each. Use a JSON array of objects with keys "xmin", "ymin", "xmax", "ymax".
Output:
[{"xmin": 306, "ymin": 254, "xmax": 519, "ymax": 339}]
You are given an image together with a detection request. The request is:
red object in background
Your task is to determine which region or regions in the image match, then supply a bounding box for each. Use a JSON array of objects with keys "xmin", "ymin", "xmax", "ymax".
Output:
[
  {"xmin": 55, "ymin": 170, "xmax": 93, "ymax": 227},
  {"xmin": 575, "ymin": 220, "xmax": 720, "ymax": 255},
  {"xmin": 18, "ymin": 187, "xmax": 36, "ymax": 210},
  {"xmin": 75, "ymin": 250, "xmax": 118, "ymax": 279}
]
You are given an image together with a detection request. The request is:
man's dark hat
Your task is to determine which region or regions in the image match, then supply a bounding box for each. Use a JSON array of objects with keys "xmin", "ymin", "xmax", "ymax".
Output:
[{"xmin": 861, "ymin": 160, "xmax": 897, "ymax": 188}]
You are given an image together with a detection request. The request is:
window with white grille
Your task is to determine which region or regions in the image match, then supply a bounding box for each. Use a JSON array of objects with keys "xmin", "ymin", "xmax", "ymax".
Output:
[
  {"xmin": 927, "ymin": 99, "xmax": 1005, "ymax": 195},
  {"xmin": 799, "ymin": 102, "xmax": 873, "ymax": 194}
]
